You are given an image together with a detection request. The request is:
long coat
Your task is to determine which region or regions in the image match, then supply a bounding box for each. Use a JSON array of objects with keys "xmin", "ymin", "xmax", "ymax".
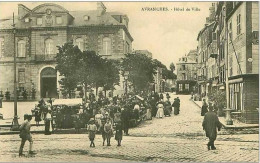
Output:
[{"xmin": 202, "ymin": 111, "xmax": 222, "ymax": 140}]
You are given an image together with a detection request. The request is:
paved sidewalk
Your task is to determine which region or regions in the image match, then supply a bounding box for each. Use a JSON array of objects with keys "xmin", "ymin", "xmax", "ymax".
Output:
[{"xmin": 192, "ymin": 100, "xmax": 259, "ymax": 129}]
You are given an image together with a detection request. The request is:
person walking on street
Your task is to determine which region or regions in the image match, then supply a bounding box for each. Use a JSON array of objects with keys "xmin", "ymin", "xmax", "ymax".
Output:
[
  {"xmin": 104, "ymin": 119, "xmax": 113, "ymax": 146},
  {"xmin": 19, "ymin": 114, "xmax": 36, "ymax": 157},
  {"xmin": 202, "ymin": 104, "xmax": 222, "ymax": 150},
  {"xmin": 115, "ymin": 122, "xmax": 123, "ymax": 146},
  {"xmin": 201, "ymin": 99, "xmax": 208, "ymax": 116},
  {"xmin": 87, "ymin": 118, "xmax": 97, "ymax": 147}
]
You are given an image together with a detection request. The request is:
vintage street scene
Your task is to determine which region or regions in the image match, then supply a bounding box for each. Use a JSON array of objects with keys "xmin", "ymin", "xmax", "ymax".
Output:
[{"xmin": 0, "ymin": 1, "xmax": 259, "ymax": 162}]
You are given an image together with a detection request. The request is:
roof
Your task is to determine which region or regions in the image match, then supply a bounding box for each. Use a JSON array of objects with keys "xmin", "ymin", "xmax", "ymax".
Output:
[
  {"xmin": 0, "ymin": 3, "xmax": 129, "ymax": 30},
  {"xmin": 69, "ymin": 10, "xmax": 125, "ymax": 26},
  {"xmin": 0, "ymin": 18, "xmax": 14, "ymax": 29},
  {"xmin": 197, "ymin": 21, "xmax": 215, "ymax": 41}
]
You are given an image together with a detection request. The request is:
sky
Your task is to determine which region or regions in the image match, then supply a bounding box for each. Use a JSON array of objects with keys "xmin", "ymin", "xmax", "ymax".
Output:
[{"xmin": 0, "ymin": 1, "xmax": 212, "ymax": 68}]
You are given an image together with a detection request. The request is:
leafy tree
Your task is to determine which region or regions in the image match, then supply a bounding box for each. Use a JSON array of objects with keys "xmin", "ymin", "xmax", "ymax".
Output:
[
  {"xmin": 102, "ymin": 59, "xmax": 120, "ymax": 96},
  {"xmin": 153, "ymin": 59, "xmax": 176, "ymax": 80},
  {"xmin": 56, "ymin": 42, "xmax": 82, "ymax": 98},
  {"xmin": 121, "ymin": 53, "xmax": 157, "ymax": 93},
  {"xmin": 56, "ymin": 42, "xmax": 120, "ymax": 99},
  {"xmin": 170, "ymin": 62, "xmax": 175, "ymax": 72}
]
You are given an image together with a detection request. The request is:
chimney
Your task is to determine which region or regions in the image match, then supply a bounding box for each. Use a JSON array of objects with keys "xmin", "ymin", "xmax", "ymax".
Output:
[
  {"xmin": 18, "ymin": 4, "xmax": 31, "ymax": 20},
  {"xmin": 97, "ymin": 2, "xmax": 106, "ymax": 15}
]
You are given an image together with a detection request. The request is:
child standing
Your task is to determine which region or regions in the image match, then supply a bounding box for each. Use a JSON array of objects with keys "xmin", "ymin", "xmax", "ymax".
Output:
[
  {"xmin": 104, "ymin": 119, "xmax": 113, "ymax": 146},
  {"xmin": 87, "ymin": 118, "xmax": 97, "ymax": 147}
]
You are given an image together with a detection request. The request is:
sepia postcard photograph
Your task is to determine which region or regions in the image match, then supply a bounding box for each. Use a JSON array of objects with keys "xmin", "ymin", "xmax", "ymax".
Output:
[{"xmin": 0, "ymin": 1, "xmax": 259, "ymax": 162}]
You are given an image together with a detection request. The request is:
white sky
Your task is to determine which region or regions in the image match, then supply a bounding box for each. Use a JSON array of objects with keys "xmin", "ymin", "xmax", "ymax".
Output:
[{"xmin": 0, "ymin": 2, "xmax": 212, "ymax": 68}]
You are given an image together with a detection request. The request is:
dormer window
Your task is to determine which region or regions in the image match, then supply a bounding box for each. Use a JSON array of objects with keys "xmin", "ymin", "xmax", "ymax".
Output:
[
  {"xmin": 36, "ymin": 17, "xmax": 42, "ymax": 25},
  {"xmin": 25, "ymin": 18, "xmax": 30, "ymax": 23},
  {"xmin": 84, "ymin": 15, "xmax": 90, "ymax": 21},
  {"xmin": 56, "ymin": 16, "xmax": 62, "ymax": 25}
]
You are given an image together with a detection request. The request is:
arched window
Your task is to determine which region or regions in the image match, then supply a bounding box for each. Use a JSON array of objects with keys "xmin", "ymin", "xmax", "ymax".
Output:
[
  {"xmin": 102, "ymin": 37, "xmax": 111, "ymax": 55},
  {"xmin": 17, "ymin": 40, "xmax": 26, "ymax": 57},
  {"xmin": 45, "ymin": 39, "xmax": 54, "ymax": 55},
  {"xmin": 75, "ymin": 38, "xmax": 84, "ymax": 51}
]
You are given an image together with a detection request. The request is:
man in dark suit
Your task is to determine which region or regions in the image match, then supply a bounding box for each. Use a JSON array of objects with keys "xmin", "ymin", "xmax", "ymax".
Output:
[{"xmin": 202, "ymin": 104, "xmax": 222, "ymax": 150}]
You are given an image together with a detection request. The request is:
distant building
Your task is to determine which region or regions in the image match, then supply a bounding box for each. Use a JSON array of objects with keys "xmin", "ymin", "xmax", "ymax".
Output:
[
  {"xmin": 134, "ymin": 50, "xmax": 152, "ymax": 58},
  {"xmin": 0, "ymin": 2, "xmax": 133, "ymax": 100},
  {"xmin": 176, "ymin": 49, "xmax": 198, "ymax": 94}
]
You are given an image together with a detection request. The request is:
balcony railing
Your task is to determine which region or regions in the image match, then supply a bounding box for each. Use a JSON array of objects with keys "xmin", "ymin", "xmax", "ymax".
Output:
[{"xmin": 35, "ymin": 54, "xmax": 57, "ymax": 61}]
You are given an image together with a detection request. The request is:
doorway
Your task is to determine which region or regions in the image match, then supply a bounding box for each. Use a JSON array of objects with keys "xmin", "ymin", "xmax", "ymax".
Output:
[{"xmin": 40, "ymin": 67, "xmax": 57, "ymax": 98}]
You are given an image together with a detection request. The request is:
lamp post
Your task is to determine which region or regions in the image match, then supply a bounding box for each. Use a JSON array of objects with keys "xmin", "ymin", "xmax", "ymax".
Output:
[
  {"xmin": 124, "ymin": 71, "xmax": 129, "ymax": 96},
  {"xmin": 223, "ymin": 5, "xmax": 233, "ymax": 125},
  {"xmin": 11, "ymin": 12, "xmax": 19, "ymax": 131}
]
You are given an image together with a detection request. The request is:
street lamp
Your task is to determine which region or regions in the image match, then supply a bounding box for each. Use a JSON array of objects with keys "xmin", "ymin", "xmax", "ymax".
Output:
[
  {"xmin": 124, "ymin": 71, "xmax": 129, "ymax": 96},
  {"xmin": 11, "ymin": 12, "xmax": 19, "ymax": 131}
]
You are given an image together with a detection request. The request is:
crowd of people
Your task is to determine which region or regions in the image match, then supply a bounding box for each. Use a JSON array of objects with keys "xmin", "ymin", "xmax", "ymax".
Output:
[{"xmin": 19, "ymin": 91, "xmax": 183, "ymax": 156}]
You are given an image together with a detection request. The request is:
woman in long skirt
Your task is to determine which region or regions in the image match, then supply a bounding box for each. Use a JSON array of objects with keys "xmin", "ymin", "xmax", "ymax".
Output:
[
  {"xmin": 45, "ymin": 111, "xmax": 52, "ymax": 135},
  {"xmin": 145, "ymin": 102, "xmax": 152, "ymax": 120},
  {"xmin": 156, "ymin": 101, "xmax": 164, "ymax": 118}
]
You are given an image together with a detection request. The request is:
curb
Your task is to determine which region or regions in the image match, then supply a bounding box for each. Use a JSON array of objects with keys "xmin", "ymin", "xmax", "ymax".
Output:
[{"xmin": 190, "ymin": 99, "xmax": 259, "ymax": 130}]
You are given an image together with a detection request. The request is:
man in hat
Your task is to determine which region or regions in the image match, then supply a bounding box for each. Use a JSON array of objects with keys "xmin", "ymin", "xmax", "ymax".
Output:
[{"xmin": 202, "ymin": 104, "xmax": 222, "ymax": 150}]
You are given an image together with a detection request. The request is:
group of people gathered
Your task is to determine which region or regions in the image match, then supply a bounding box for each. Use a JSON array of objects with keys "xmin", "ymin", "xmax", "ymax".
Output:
[{"xmin": 19, "ymin": 91, "xmax": 182, "ymax": 156}]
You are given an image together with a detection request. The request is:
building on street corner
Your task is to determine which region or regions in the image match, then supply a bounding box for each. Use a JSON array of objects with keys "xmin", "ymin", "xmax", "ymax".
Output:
[
  {"xmin": 0, "ymin": 2, "xmax": 133, "ymax": 100},
  {"xmin": 176, "ymin": 49, "xmax": 198, "ymax": 94},
  {"xmin": 195, "ymin": 2, "xmax": 259, "ymax": 124}
]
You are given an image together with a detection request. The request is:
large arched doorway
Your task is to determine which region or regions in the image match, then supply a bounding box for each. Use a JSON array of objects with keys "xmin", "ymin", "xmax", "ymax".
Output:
[{"xmin": 40, "ymin": 67, "xmax": 57, "ymax": 98}]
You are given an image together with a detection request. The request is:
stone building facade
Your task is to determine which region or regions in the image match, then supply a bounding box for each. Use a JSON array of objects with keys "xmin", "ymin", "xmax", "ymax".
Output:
[
  {"xmin": 176, "ymin": 49, "xmax": 198, "ymax": 94},
  {"xmin": 0, "ymin": 2, "xmax": 133, "ymax": 100},
  {"xmin": 196, "ymin": 2, "xmax": 259, "ymax": 124}
]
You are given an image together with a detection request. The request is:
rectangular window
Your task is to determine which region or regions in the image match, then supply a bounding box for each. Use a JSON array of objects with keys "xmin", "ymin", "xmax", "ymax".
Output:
[
  {"xmin": 182, "ymin": 65, "xmax": 186, "ymax": 70},
  {"xmin": 179, "ymin": 84, "xmax": 183, "ymax": 91},
  {"xmin": 36, "ymin": 17, "xmax": 42, "ymax": 25},
  {"xmin": 17, "ymin": 40, "xmax": 26, "ymax": 57},
  {"xmin": 229, "ymin": 22, "xmax": 233, "ymax": 40},
  {"xmin": 185, "ymin": 84, "xmax": 189, "ymax": 90},
  {"xmin": 18, "ymin": 68, "xmax": 25, "ymax": 83},
  {"xmin": 56, "ymin": 16, "xmax": 62, "ymax": 25},
  {"xmin": 237, "ymin": 14, "xmax": 241, "ymax": 35},
  {"xmin": 212, "ymin": 32, "xmax": 217, "ymax": 41},
  {"xmin": 182, "ymin": 73, "xmax": 186, "ymax": 80}
]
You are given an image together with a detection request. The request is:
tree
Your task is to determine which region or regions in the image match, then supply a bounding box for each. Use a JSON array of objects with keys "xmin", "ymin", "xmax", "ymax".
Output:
[
  {"xmin": 56, "ymin": 42, "xmax": 120, "ymax": 99},
  {"xmin": 96, "ymin": 59, "xmax": 120, "ymax": 97},
  {"xmin": 153, "ymin": 59, "xmax": 176, "ymax": 80},
  {"xmin": 121, "ymin": 53, "xmax": 157, "ymax": 93},
  {"xmin": 170, "ymin": 62, "xmax": 175, "ymax": 72},
  {"xmin": 56, "ymin": 42, "xmax": 82, "ymax": 98}
]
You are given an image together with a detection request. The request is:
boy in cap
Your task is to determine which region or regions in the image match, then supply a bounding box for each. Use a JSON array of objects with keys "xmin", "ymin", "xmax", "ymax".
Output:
[{"xmin": 19, "ymin": 114, "xmax": 36, "ymax": 156}]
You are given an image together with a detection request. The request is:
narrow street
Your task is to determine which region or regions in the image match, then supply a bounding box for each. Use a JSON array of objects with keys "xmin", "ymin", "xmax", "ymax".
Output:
[{"xmin": 0, "ymin": 94, "xmax": 258, "ymax": 162}]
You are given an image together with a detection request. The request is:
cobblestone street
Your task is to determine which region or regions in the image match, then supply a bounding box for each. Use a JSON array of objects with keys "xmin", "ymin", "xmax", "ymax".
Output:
[{"xmin": 0, "ymin": 94, "xmax": 258, "ymax": 162}]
